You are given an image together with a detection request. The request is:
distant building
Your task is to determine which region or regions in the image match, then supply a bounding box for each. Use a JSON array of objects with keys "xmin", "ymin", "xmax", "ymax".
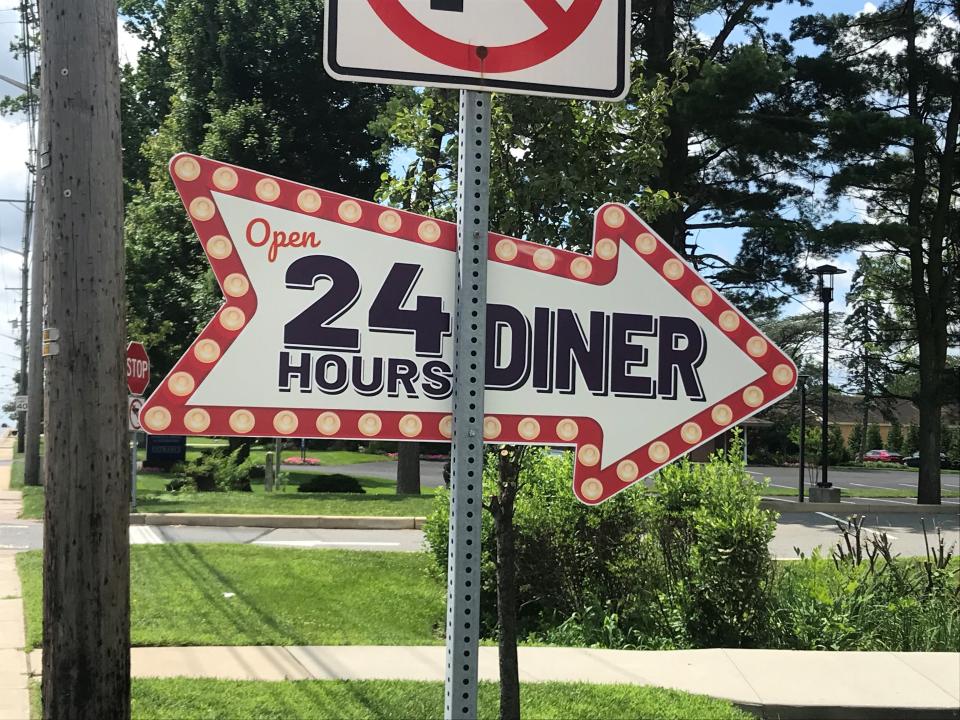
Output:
[{"xmin": 827, "ymin": 394, "xmax": 960, "ymax": 444}]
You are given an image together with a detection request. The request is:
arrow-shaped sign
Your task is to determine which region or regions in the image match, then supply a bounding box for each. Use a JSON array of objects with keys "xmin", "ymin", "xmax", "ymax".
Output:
[{"xmin": 141, "ymin": 154, "xmax": 797, "ymax": 504}]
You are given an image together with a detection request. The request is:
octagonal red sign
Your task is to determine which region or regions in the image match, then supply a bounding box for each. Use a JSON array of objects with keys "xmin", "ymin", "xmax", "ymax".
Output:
[{"xmin": 126, "ymin": 342, "xmax": 151, "ymax": 396}]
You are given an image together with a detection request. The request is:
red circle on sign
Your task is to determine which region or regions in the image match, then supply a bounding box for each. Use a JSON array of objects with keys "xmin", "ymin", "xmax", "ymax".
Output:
[{"xmin": 368, "ymin": 0, "xmax": 602, "ymax": 73}]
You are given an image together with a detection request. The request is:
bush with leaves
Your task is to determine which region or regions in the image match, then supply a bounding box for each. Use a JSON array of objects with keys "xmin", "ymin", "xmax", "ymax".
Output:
[
  {"xmin": 423, "ymin": 449, "xmax": 651, "ymax": 640},
  {"xmin": 176, "ymin": 447, "xmax": 257, "ymax": 492},
  {"xmin": 772, "ymin": 517, "xmax": 959, "ymax": 652},
  {"xmin": 646, "ymin": 436, "xmax": 777, "ymax": 648}
]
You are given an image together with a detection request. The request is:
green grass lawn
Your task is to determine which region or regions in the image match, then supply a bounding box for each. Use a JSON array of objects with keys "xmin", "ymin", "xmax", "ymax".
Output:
[
  {"xmin": 133, "ymin": 471, "xmax": 436, "ymax": 517},
  {"xmin": 16, "ymin": 545, "xmax": 443, "ymax": 650},
  {"xmin": 29, "ymin": 679, "xmax": 751, "ymax": 720},
  {"xmin": 138, "ymin": 446, "xmax": 390, "ymax": 468},
  {"xmin": 13, "ymin": 454, "xmax": 435, "ymax": 519}
]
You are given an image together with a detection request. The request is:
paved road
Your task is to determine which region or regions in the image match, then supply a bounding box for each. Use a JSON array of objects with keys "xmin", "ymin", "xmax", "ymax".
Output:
[
  {"xmin": 4, "ymin": 512, "xmax": 955, "ymax": 558},
  {"xmin": 284, "ymin": 459, "xmax": 446, "ymax": 488},
  {"xmin": 770, "ymin": 511, "xmax": 958, "ymax": 558},
  {"xmin": 294, "ymin": 460, "xmax": 960, "ymax": 505},
  {"xmin": 749, "ymin": 466, "xmax": 960, "ymax": 506}
]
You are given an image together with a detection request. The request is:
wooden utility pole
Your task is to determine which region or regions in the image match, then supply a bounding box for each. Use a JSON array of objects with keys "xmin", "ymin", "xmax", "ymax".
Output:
[{"xmin": 39, "ymin": 0, "xmax": 130, "ymax": 716}]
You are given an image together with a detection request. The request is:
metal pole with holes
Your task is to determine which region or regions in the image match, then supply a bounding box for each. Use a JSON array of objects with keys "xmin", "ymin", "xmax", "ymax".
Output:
[
  {"xmin": 131, "ymin": 431, "xmax": 138, "ymax": 511},
  {"xmin": 444, "ymin": 89, "xmax": 490, "ymax": 720}
]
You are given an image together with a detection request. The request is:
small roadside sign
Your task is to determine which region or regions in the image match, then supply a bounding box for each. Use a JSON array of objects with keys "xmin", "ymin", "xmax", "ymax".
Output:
[
  {"xmin": 128, "ymin": 396, "xmax": 144, "ymax": 432},
  {"xmin": 324, "ymin": 0, "xmax": 630, "ymax": 100},
  {"xmin": 126, "ymin": 342, "xmax": 151, "ymax": 396},
  {"xmin": 15, "ymin": 395, "xmax": 27, "ymax": 413}
]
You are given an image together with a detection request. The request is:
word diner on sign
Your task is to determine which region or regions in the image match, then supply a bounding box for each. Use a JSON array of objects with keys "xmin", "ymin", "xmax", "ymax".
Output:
[
  {"xmin": 140, "ymin": 154, "xmax": 797, "ymax": 505},
  {"xmin": 325, "ymin": 0, "xmax": 631, "ymax": 101}
]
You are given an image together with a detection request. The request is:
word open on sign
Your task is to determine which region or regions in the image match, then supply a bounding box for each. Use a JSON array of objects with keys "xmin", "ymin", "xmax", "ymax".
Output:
[{"xmin": 141, "ymin": 155, "xmax": 797, "ymax": 505}]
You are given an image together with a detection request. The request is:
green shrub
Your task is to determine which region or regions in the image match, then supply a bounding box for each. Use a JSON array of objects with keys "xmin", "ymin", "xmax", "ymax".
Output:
[
  {"xmin": 771, "ymin": 518, "xmax": 959, "ymax": 652},
  {"xmin": 423, "ymin": 449, "xmax": 651, "ymax": 640},
  {"xmin": 423, "ymin": 439, "xmax": 957, "ymax": 653},
  {"xmin": 646, "ymin": 435, "xmax": 777, "ymax": 647},
  {"xmin": 296, "ymin": 474, "xmax": 365, "ymax": 493},
  {"xmin": 177, "ymin": 448, "xmax": 257, "ymax": 492}
]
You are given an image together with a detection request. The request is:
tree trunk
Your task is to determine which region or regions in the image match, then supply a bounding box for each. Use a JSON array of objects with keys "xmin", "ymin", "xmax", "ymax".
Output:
[
  {"xmin": 903, "ymin": 0, "xmax": 954, "ymax": 504},
  {"xmin": 860, "ymin": 353, "xmax": 870, "ymax": 459},
  {"xmin": 39, "ymin": 0, "xmax": 130, "ymax": 716},
  {"xmin": 227, "ymin": 436, "xmax": 253, "ymax": 463},
  {"xmin": 490, "ymin": 448, "xmax": 522, "ymax": 720},
  {"xmin": 396, "ymin": 441, "xmax": 421, "ymax": 495},
  {"xmin": 640, "ymin": 0, "xmax": 690, "ymax": 254}
]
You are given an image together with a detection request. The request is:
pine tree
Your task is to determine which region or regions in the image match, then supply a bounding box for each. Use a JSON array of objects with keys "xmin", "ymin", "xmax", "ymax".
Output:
[
  {"xmin": 866, "ymin": 424, "xmax": 884, "ymax": 452},
  {"xmin": 795, "ymin": 0, "xmax": 959, "ymax": 501},
  {"xmin": 886, "ymin": 419, "xmax": 904, "ymax": 453},
  {"xmin": 903, "ymin": 424, "xmax": 920, "ymax": 455},
  {"xmin": 847, "ymin": 423, "xmax": 864, "ymax": 458},
  {"xmin": 638, "ymin": 1, "xmax": 820, "ymax": 319},
  {"xmin": 830, "ymin": 425, "xmax": 849, "ymax": 464}
]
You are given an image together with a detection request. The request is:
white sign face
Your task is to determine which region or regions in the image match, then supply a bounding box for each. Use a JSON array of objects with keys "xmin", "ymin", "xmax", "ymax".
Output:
[
  {"xmin": 15, "ymin": 396, "xmax": 27, "ymax": 413},
  {"xmin": 142, "ymin": 155, "xmax": 799, "ymax": 505},
  {"xmin": 324, "ymin": 0, "xmax": 631, "ymax": 101}
]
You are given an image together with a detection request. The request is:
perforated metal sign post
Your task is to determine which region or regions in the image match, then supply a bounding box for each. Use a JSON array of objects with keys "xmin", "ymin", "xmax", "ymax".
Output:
[{"xmin": 445, "ymin": 90, "xmax": 490, "ymax": 720}]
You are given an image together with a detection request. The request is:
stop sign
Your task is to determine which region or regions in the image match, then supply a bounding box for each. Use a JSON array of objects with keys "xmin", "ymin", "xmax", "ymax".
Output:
[{"xmin": 126, "ymin": 342, "xmax": 151, "ymax": 395}]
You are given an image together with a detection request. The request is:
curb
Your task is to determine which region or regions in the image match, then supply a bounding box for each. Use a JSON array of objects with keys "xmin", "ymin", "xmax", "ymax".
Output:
[
  {"xmin": 743, "ymin": 704, "xmax": 959, "ymax": 720},
  {"xmin": 130, "ymin": 513, "xmax": 428, "ymax": 530},
  {"xmin": 761, "ymin": 499, "xmax": 959, "ymax": 515}
]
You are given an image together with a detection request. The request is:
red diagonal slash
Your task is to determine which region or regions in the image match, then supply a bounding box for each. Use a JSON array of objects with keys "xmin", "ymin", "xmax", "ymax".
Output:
[{"xmin": 524, "ymin": 0, "xmax": 567, "ymax": 27}]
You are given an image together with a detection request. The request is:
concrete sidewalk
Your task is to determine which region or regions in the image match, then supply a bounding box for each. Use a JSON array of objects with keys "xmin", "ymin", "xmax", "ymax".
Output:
[
  {"xmin": 0, "ymin": 546, "xmax": 28, "ymax": 720},
  {"xmin": 24, "ymin": 644, "xmax": 960, "ymax": 720}
]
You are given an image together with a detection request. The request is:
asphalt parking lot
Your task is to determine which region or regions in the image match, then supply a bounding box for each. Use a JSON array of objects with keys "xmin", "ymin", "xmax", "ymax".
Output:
[{"xmin": 748, "ymin": 466, "xmax": 960, "ymax": 505}]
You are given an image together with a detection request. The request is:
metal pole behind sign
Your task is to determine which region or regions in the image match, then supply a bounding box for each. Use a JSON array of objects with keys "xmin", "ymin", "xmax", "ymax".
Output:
[
  {"xmin": 444, "ymin": 89, "xmax": 490, "ymax": 720},
  {"xmin": 798, "ymin": 379, "xmax": 806, "ymax": 503},
  {"xmin": 131, "ymin": 430, "xmax": 138, "ymax": 511}
]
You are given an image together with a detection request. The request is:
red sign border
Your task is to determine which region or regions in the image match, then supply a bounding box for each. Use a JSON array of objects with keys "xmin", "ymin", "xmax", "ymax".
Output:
[{"xmin": 140, "ymin": 154, "xmax": 797, "ymax": 505}]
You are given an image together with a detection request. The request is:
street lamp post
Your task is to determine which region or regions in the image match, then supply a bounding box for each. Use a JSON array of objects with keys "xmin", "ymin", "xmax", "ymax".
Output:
[
  {"xmin": 809, "ymin": 264, "xmax": 846, "ymax": 495},
  {"xmin": 798, "ymin": 374, "xmax": 810, "ymax": 503}
]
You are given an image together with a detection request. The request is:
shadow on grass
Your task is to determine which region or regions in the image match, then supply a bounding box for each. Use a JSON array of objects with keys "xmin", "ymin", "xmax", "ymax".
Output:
[{"xmin": 144, "ymin": 544, "xmax": 290, "ymax": 647}]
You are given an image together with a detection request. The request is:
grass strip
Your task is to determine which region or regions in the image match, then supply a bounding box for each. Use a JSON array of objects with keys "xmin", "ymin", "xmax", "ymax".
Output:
[
  {"xmin": 120, "ymin": 679, "xmax": 750, "ymax": 720},
  {"xmin": 16, "ymin": 545, "xmax": 443, "ymax": 650},
  {"xmin": 29, "ymin": 679, "xmax": 751, "ymax": 720},
  {"xmin": 15, "ymin": 470, "xmax": 436, "ymax": 520}
]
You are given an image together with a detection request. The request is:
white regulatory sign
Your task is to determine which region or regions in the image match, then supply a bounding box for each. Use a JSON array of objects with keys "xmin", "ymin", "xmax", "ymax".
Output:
[
  {"xmin": 128, "ymin": 396, "xmax": 145, "ymax": 432},
  {"xmin": 324, "ymin": 0, "xmax": 630, "ymax": 101}
]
